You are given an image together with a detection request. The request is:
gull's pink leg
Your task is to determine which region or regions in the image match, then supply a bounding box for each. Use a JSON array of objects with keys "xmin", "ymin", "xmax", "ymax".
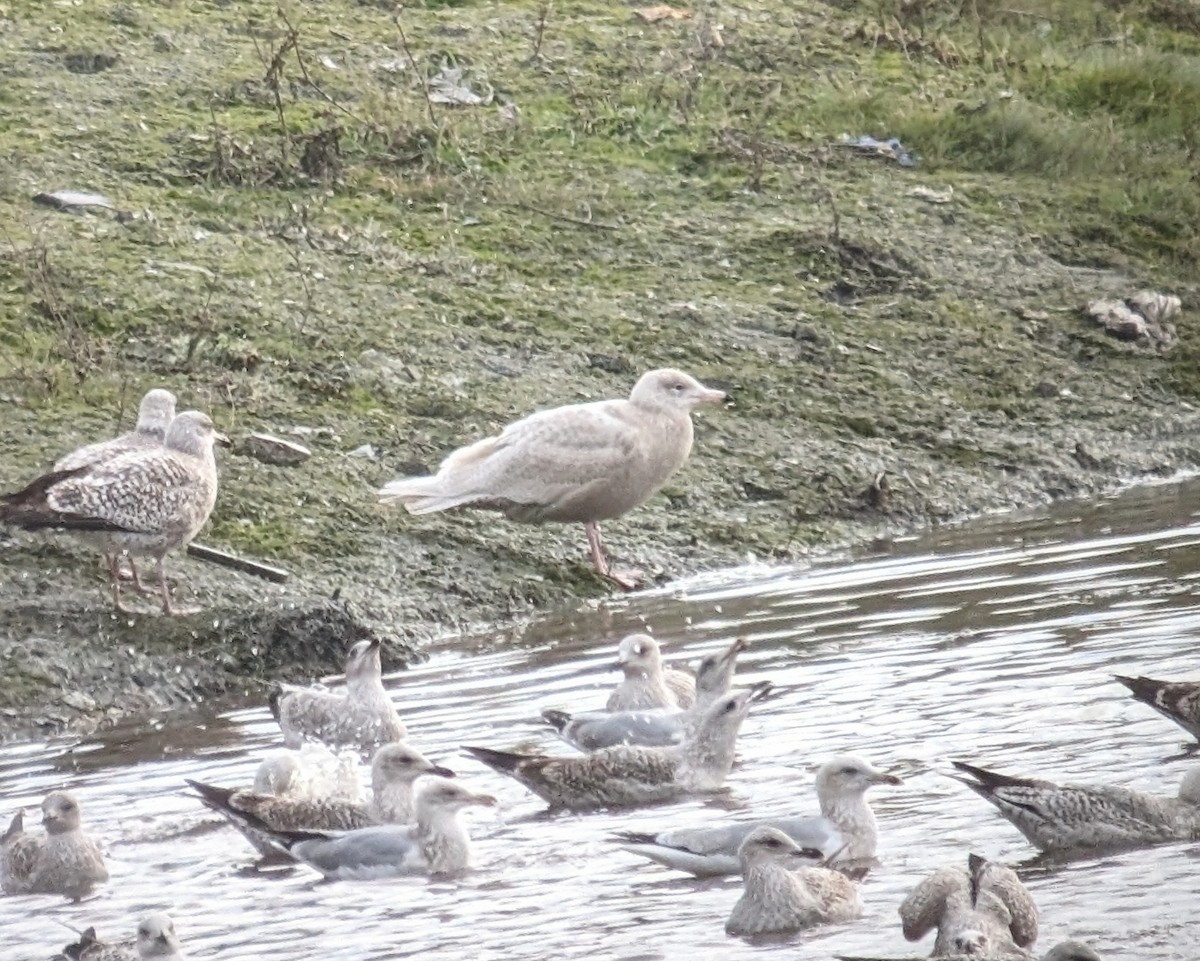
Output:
[
  {"xmin": 582, "ymin": 521, "xmax": 644, "ymax": 591},
  {"xmin": 107, "ymin": 554, "xmax": 135, "ymax": 614},
  {"xmin": 157, "ymin": 557, "xmax": 200, "ymax": 616}
]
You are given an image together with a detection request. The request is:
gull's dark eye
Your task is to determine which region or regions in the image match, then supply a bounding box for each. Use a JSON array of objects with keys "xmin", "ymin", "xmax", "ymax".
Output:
[
  {"xmin": 840, "ymin": 766, "xmax": 859, "ymax": 776},
  {"xmin": 672, "ymin": 382, "xmax": 685, "ymax": 392},
  {"xmin": 722, "ymin": 701, "xmax": 736, "ymax": 714},
  {"xmin": 764, "ymin": 837, "xmax": 781, "ymax": 848}
]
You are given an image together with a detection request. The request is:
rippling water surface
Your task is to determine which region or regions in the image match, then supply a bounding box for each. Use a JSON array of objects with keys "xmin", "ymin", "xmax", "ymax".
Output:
[{"xmin": 5, "ymin": 480, "xmax": 1200, "ymax": 960}]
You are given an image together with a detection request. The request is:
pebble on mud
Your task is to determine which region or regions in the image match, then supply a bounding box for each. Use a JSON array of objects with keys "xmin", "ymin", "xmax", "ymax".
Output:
[
  {"xmin": 242, "ymin": 433, "xmax": 312, "ymax": 466},
  {"xmin": 1086, "ymin": 290, "xmax": 1181, "ymax": 349}
]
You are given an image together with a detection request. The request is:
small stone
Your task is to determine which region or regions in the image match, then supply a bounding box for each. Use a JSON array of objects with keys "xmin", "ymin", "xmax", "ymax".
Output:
[
  {"xmin": 242, "ymin": 432, "xmax": 312, "ymax": 466},
  {"xmin": 1033, "ymin": 381, "xmax": 1059, "ymax": 398},
  {"xmin": 62, "ymin": 690, "xmax": 97, "ymax": 712},
  {"xmin": 348, "ymin": 444, "xmax": 379, "ymax": 460}
]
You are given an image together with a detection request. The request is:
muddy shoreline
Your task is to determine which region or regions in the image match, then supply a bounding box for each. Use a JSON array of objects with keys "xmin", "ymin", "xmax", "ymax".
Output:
[{"xmin": 2, "ymin": 0, "xmax": 1199, "ymax": 741}]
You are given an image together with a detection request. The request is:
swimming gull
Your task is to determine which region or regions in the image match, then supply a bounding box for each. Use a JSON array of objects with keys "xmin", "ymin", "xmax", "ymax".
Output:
[
  {"xmin": 253, "ymin": 744, "xmax": 362, "ymax": 800},
  {"xmin": 53, "ymin": 388, "xmax": 177, "ymax": 593},
  {"xmin": 376, "ymin": 368, "xmax": 726, "ymax": 590},
  {"xmin": 464, "ymin": 683, "xmax": 772, "ymax": 811},
  {"xmin": 951, "ymin": 759, "xmax": 1200, "ymax": 854},
  {"xmin": 605, "ymin": 633, "xmax": 697, "ymax": 711},
  {"xmin": 61, "ymin": 912, "xmax": 185, "ymax": 960},
  {"xmin": 0, "ymin": 410, "xmax": 224, "ymax": 615},
  {"xmin": 615, "ymin": 754, "xmax": 901, "ymax": 876},
  {"xmin": 188, "ymin": 743, "xmax": 454, "ymax": 861},
  {"xmin": 725, "ymin": 826, "xmax": 862, "ymax": 938},
  {"xmin": 1, "ymin": 791, "xmax": 108, "ymax": 901},
  {"xmin": 1041, "ymin": 942, "xmax": 1103, "ymax": 961},
  {"xmin": 1114, "ymin": 674, "xmax": 1200, "ymax": 743},
  {"xmin": 247, "ymin": 777, "xmax": 496, "ymax": 879},
  {"xmin": 271, "ymin": 638, "xmax": 407, "ymax": 755},
  {"xmin": 544, "ymin": 636, "xmax": 747, "ymax": 750}
]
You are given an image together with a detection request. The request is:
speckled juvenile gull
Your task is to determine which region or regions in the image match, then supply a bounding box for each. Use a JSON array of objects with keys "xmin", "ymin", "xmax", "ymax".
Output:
[
  {"xmin": 62, "ymin": 913, "xmax": 185, "ymax": 960},
  {"xmin": 464, "ymin": 683, "xmax": 772, "ymax": 811},
  {"xmin": 615, "ymin": 755, "xmax": 901, "ymax": 877},
  {"xmin": 725, "ymin": 826, "xmax": 862, "ymax": 938},
  {"xmin": 250, "ymin": 777, "xmax": 496, "ymax": 879},
  {"xmin": 271, "ymin": 638, "xmax": 407, "ymax": 755},
  {"xmin": 377, "ymin": 368, "xmax": 726, "ymax": 590},
  {"xmin": 0, "ymin": 410, "xmax": 223, "ymax": 615},
  {"xmin": 188, "ymin": 743, "xmax": 454, "ymax": 861},
  {"xmin": 254, "ymin": 744, "xmax": 361, "ymax": 800},
  {"xmin": 1114, "ymin": 674, "xmax": 1200, "ymax": 742},
  {"xmin": 53, "ymin": 388, "xmax": 176, "ymax": 593},
  {"xmin": 952, "ymin": 759, "xmax": 1200, "ymax": 854},
  {"xmin": 1041, "ymin": 942, "xmax": 1103, "ymax": 961},
  {"xmin": 900, "ymin": 853, "xmax": 1038, "ymax": 958},
  {"xmin": 544, "ymin": 637, "xmax": 747, "ymax": 750},
  {"xmin": 1, "ymin": 791, "xmax": 107, "ymax": 900},
  {"xmin": 605, "ymin": 633, "xmax": 696, "ymax": 711}
]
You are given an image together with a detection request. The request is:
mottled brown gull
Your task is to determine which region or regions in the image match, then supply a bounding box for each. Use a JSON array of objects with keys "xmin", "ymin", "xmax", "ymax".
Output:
[
  {"xmin": 605, "ymin": 633, "xmax": 696, "ymax": 711},
  {"xmin": 0, "ymin": 410, "xmax": 223, "ymax": 615},
  {"xmin": 900, "ymin": 853, "xmax": 1038, "ymax": 958},
  {"xmin": 545, "ymin": 636, "xmax": 746, "ymax": 751},
  {"xmin": 464, "ymin": 682, "xmax": 772, "ymax": 811},
  {"xmin": 726, "ymin": 826, "xmax": 862, "ymax": 938},
  {"xmin": 53, "ymin": 388, "xmax": 176, "ymax": 594},
  {"xmin": 377, "ymin": 368, "xmax": 726, "ymax": 589},
  {"xmin": 270, "ymin": 638, "xmax": 407, "ymax": 755},
  {"xmin": 1, "ymin": 791, "xmax": 108, "ymax": 901},
  {"xmin": 951, "ymin": 759, "xmax": 1200, "ymax": 854},
  {"xmin": 187, "ymin": 743, "xmax": 454, "ymax": 861},
  {"xmin": 61, "ymin": 913, "xmax": 185, "ymax": 961},
  {"xmin": 1114, "ymin": 674, "xmax": 1200, "ymax": 743},
  {"xmin": 245, "ymin": 777, "xmax": 496, "ymax": 879},
  {"xmin": 615, "ymin": 755, "xmax": 901, "ymax": 877}
]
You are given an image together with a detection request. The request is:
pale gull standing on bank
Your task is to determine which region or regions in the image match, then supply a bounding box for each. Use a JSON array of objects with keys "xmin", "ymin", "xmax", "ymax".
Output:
[
  {"xmin": 725, "ymin": 826, "xmax": 862, "ymax": 938},
  {"xmin": 52, "ymin": 388, "xmax": 176, "ymax": 593},
  {"xmin": 0, "ymin": 410, "xmax": 224, "ymax": 615},
  {"xmin": 247, "ymin": 777, "xmax": 496, "ymax": 879},
  {"xmin": 1, "ymin": 791, "xmax": 108, "ymax": 900},
  {"xmin": 615, "ymin": 755, "xmax": 901, "ymax": 876},
  {"xmin": 952, "ymin": 759, "xmax": 1200, "ymax": 854},
  {"xmin": 545, "ymin": 637, "xmax": 747, "ymax": 750},
  {"xmin": 187, "ymin": 743, "xmax": 454, "ymax": 861},
  {"xmin": 60, "ymin": 912, "xmax": 185, "ymax": 960},
  {"xmin": 464, "ymin": 683, "xmax": 772, "ymax": 811},
  {"xmin": 271, "ymin": 638, "xmax": 407, "ymax": 755},
  {"xmin": 605, "ymin": 633, "xmax": 696, "ymax": 711},
  {"xmin": 377, "ymin": 368, "xmax": 726, "ymax": 589},
  {"xmin": 1114, "ymin": 674, "xmax": 1200, "ymax": 743}
]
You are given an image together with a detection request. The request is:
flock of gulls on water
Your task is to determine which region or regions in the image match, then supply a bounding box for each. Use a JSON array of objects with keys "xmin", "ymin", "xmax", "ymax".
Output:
[{"xmin": 1, "ymin": 371, "xmax": 1199, "ymax": 958}]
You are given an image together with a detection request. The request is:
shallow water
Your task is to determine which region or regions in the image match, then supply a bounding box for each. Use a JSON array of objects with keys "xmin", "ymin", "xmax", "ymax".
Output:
[{"xmin": 5, "ymin": 479, "xmax": 1200, "ymax": 960}]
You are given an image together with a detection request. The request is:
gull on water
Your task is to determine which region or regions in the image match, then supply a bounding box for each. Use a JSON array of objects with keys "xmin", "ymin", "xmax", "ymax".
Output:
[
  {"xmin": 615, "ymin": 755, "xmax": 901, "ymax": 877},
  {"xmin": 376, "ymin": 368, "xmax": 726, "ymax": 590},
  {"xmin": 0, "ymin": 410, "xmax": 224, "ymax": 615},
  {"xmin": 247, "ymin": 777, "xmax": 496, "ymax": 879},
  {"xmin": 253, "ymin": 744, "xmax": 362, "ymax": 801},
  {"xmin": 464, "ymin": 683, "xmax": 773, "ymax": 811},
  {"xmin": 52, "ymin": 388, "xmax": 177, "ymax": 593},
  {"xmin": 605, "ymin": 633, "xmax": 697, "ymax": 712},
  {"xmin": 546, "ymin": 637, "xmax": 746, "ymax": 751},
  {"xmin": 725, "ymin": 826, "xmax": 862, "ymax": 938},
  {"xmin": 951, "ymin": 759, "xmax": 1200, "ymax": 854},
  {"xmin": 1, "ymin": 791, "xmax": 108, "ymax": 901},
  {"xmin": 271, "ymin": 639, "xmax": 407, "ymax": 755},
  {"xmin": 188, "ymin": 743, "xmax": 454, "ymax": 861},
  {"xmin": 1114, "ymin": 674, "xmax": 1200, "ymax": 743},
  {"xmin": 61, "ymin": 913, "xmax": 186, "ymax": 961}
]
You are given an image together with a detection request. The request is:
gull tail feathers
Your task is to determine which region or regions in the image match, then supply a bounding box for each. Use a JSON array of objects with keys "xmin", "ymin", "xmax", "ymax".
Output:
[{"xmin": 376, "ymin": 476, "xmax": 477, "ymax": 515}]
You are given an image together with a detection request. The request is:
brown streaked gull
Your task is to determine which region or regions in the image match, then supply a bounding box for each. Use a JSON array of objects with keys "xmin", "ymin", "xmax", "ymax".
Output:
[
  {"xmin": 900, "ymin": 852, "xmax": 1038, "ymax": 958},
  {"xmin": 463, "ymin": 682, "xmax": 772, "ymax": 811},
  {"xmin": 1114, "ymin": 674, "xmax": 1200, "ymax": 743},
  {"xmin": 270, "ymin": 638, "xmax": 407, "ymax": 755},
  {"xmin": 725, "ymin": 826, "xmax": 862, "ymax": 938},
  {"xmin": 1, "ymin": 791, "xmax": 108, "ymax": 901},
  {"xmin": 377, "ymin": 368, "xmax": 726, "ymax": 590},
  {"xmin": 951, "ymin": 759, "xmax": 1200, "ymax": 854},
  {"xmin": 245, "ymin": 777, "xmax": 496, "ymax": 879},
  {"xmin": 544, "ymin": 636, "xmax": 747, "ymax": 751},
  {"xmin": 605, "ymin": 633, "xmax": 696, "ymax": 711},
  {"xmin": 187, "ymin": 743, "xmax": 454, "ymax": 861},
  {"xmin": 0, "ymin": 410, "xmax": 224, "ymax": 615},
  {"xmin": 53, "ymin": 388, "xmax": 176, "ymax": 594},
  {"xmin": 61, "ymin": 913, "xmax": 186, "ymax": 961},
  {"xmin": 615, "ymin": 754, "xmax": 901, "ymax": 877}
]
